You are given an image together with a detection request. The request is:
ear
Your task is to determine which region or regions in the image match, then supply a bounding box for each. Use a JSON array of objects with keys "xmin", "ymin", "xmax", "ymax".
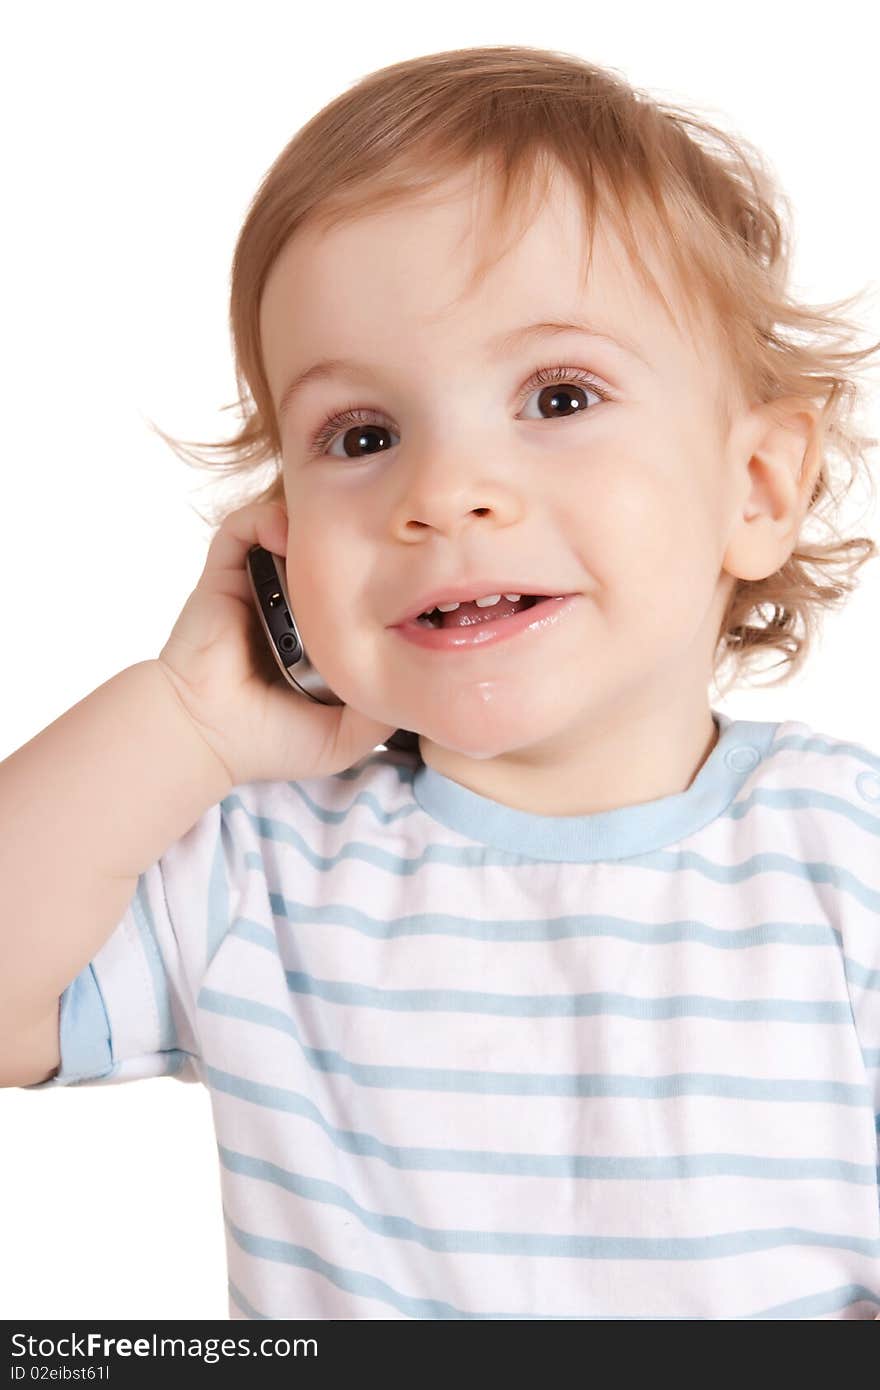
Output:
[{"xmin": 722, "ymin": 397, "xmax": 824, "ymax": 583}]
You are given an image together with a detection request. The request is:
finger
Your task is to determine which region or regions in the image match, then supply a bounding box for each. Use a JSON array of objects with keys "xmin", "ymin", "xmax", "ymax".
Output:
[{"xmin": 205, "ymin": 502, "xmax": 288, "ymax": 582}]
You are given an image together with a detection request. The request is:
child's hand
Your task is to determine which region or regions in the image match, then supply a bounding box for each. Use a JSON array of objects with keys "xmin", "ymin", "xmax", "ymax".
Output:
[{"xmin": 157, "ymin": 501, "xmax": 397, "ymax": 787}]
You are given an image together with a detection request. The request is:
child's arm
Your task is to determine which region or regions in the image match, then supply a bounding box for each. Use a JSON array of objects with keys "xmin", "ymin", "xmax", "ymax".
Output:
[
  {"xmin": 0, "ymin": 660, "xmax": 232, "ymax": 1087},
  {"xmin": 0, "ymin": 501, "xmax": 396, "ymax": 1089}
]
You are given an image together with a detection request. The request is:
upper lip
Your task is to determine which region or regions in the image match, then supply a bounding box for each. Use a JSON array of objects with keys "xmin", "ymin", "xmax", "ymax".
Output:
[{"xmin": 390, "ymin": 581, "xmax": 573, "ymax": 626}]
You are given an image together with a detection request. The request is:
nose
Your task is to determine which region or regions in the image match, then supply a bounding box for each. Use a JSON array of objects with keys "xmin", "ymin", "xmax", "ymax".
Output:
[{"xmin": 388, "ymin": 465, "xmax": 524, "ymax": 540}]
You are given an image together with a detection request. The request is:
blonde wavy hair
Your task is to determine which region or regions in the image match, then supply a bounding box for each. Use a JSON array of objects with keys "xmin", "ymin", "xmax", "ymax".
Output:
[{"xmin": 150, "ymin": 44, "xmax": 880, "ymax": 698}]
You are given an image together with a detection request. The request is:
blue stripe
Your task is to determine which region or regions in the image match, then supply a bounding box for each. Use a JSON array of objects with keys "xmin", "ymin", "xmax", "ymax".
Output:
[
  {"xmin": 235, "ymin": 829, "xmax": 880, "ymax": 914},
  {"xmin": 232, "ymin": 914, "xmax": 878, "ymax": 994},
  {"xmin": 276, "ymin": 775, "xmax": 421, "ymax": 828},
  {"xmin": 216, "ymin": 1147, "xmax": 876, "ymax": 1269},
  {"xmin": 225, "ymin": 922, "xmax": 868, "ymax": 1025},
  {"xmin": 202, "ymin": 1062, "xmax": 873, "ymax": 1177},
  {"xmin": 746, "ymin": 1283, "xmax": 880, "ymax": 1319},
  {"xmin": 129, "ymin": 874, "xmax": 177, "ymax": 1052},
  {"xmin": 222, "ymin": 1208, "xmax": 880, "ymax": 1320},
  {"xmin": 206, "ymin": 816, "xmax": 233, "ymax": 968},
  {"xmin": 846, "ymin": 957, "xmax": 880, "ymax": 990},
  {"xmin": 228, "ymin": 1186, "xmax": 880, "ymax": 1259},
  {"xmin": 635, "ymin": 848, "xmax": 880, "ymax": 912},
  {"xmin": 200, "ymin": 995, "xmax": 872, "ymax": 1104},
  {"xmin": 236, "ymin": 823, "xmax": 508, "ymax": 872},
  {"xmin": 226, "ymin": 1270, "xmax": 879, "ymax": 1320},
  {"xmin": 771, "ymin": 731, "xmax": 880, "ymax": 770},
  {"xmin": 227, "ymin": 1279, "xmax": 270, "ymax": 1320},
  {"xmin": 280, "ymin": 967, "xmax": 855, "ymax": 1023},
  {"xmin": 225, "ymin": 1207, "xmax": 541, "ymax": 1319},
  {"xmin": 240, "ymin": 904, "xmax": 849, "ymax": 950},
  {"xmin": 729, "ymin": 785, "xmax": 880, "ymax": 835}
]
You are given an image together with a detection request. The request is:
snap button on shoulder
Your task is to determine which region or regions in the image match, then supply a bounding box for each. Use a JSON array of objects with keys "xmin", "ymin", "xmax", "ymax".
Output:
[
  {"xmin": 855, "ymin": 770, "xmax": 880, "ymax": 803},
  {"xmin": 724, "ymin": 744, "xmax": 760, "ymax": 773}
]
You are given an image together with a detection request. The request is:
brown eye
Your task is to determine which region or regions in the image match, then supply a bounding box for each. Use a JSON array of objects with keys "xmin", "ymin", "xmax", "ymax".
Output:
[
  {"xmin": 533, "ymin": 383, "xmax": 591, "ymax": 418},
  {"xmin": 518, "ymin": 368, "xmax": 607, "ymax": 422},
  {"xmin": 336, "ymin": 423, "xmax": 395, "ymax": 458}
]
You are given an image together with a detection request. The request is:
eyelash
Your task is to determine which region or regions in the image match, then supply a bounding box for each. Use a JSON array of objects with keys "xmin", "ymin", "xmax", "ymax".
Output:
[{"xmin": 306, "ymin": 363, "xmax": 613, "ymax": 457}]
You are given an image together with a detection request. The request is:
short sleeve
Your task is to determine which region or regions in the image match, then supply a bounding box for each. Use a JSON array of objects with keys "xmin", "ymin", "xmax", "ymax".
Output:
[{"xmin": 22, "ymin": 799, "xmax": 231, "ymax": 1090}]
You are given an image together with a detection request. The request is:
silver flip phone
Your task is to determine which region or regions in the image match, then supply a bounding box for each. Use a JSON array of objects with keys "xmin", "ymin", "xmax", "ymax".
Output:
[{"xmin": 246, "ymin": 544, "xmax": 418, "ymax": 755}]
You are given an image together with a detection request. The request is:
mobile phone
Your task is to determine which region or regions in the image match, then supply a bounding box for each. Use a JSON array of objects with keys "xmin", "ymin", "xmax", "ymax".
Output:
[{"xmin": 246, "ymin": 544, "xmax": 419, "ymax": 755}]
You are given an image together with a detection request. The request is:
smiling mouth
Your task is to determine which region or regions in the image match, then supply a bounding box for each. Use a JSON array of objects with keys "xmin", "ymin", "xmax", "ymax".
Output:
[{"xmin": 417, "ymin": 596, "xmax": 547, "ymax": 628}]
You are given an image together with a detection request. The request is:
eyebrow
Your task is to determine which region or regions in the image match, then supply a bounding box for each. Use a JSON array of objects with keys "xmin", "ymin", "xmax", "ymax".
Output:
[{"xmin": 276, "ymin": 317, "xmax": 646, "ymax": 421}]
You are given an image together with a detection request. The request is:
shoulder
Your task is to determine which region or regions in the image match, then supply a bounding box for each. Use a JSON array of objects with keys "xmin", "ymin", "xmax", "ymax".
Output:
[{"xmin": 762, "ymin": 716, "xmax": 880, "ymax": 805}]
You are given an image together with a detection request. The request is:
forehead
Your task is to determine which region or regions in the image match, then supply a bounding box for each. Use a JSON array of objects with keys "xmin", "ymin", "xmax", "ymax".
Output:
[{"xmin": 259, "ymin": 165, "xmax": 709, "ymax": 402}]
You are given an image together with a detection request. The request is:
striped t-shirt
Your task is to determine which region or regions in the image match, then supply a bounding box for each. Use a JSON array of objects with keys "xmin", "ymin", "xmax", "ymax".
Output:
[{"xmin": 24, "ymin": 709, "xmax": 880, "ymax": 1319}]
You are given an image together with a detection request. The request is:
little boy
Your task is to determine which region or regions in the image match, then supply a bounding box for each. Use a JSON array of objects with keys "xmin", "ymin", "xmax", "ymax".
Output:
[{"xmin": 3, "ymin": 45, "xmax": 879, "ymax": 1319}]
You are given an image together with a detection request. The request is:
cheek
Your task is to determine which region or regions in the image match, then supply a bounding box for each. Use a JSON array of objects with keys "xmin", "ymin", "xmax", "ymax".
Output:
[
  {"xmin": 287, "ymin": 548, "xmax": 339, "ymax": 621},
  {"xmin": 575, "ymin": 467, "xmax": 720, "ymax": 612},
  {"xmin": 284, "ymin": 526, "xmax": 375, "ymax": 663},
  {"xmin": 284, "ymin": 488, "xmax": 342, "ymax": 599}
]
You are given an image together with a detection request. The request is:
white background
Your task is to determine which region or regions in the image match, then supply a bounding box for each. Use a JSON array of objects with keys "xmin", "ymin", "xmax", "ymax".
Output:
[{"xmin": 1, "ymin": 0, "xmax": 878, "ymax": 1321}]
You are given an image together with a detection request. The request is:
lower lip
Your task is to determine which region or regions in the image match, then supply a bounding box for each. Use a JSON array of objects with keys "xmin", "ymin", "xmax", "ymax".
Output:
[{"xmin": 390, "ymin": 595, "xmax": 579, "ymax": 650}]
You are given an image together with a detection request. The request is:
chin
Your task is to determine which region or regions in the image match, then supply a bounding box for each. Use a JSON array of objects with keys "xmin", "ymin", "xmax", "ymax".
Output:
[{"xmin": 420, "ymin": 728, "xmax": 524, "ymax": 762}]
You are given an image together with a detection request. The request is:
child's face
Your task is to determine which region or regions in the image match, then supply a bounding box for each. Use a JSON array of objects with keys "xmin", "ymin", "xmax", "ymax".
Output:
[{"xmin": 260, "ymin": 163, "xmax": 764, "ymax": 803}]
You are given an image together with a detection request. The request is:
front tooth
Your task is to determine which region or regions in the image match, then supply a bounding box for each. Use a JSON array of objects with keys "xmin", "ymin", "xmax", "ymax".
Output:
[{"xmin": 433, "ymin": 592, "xmax": 517, "ymax": 612}]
